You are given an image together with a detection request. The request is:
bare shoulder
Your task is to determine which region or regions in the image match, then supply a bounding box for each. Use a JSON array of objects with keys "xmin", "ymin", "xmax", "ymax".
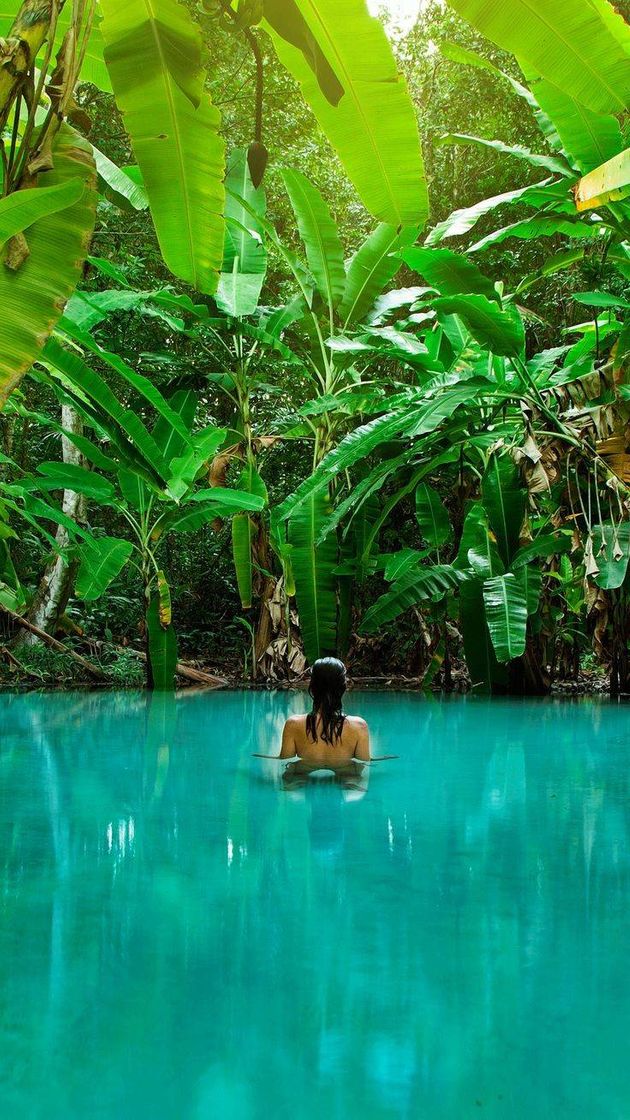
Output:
[
  {"xmin": 284, "ymin": 713, "xmax": 305, "ymax": 728},
  {"xmin": 345, "ymin": 715, "xmax": 369, "ymax": 731}
]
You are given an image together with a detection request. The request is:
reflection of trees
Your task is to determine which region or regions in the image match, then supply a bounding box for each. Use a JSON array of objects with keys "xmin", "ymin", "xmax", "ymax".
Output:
[{"xmin": 0, "ymin": 692, "xmax": 629, "ymax": 1117}]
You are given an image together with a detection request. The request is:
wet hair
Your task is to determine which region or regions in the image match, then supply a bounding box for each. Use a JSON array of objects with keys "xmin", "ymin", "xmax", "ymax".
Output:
[{"xmin": 306, "ymin": 657, "xmax": 347, "ymax": 745}]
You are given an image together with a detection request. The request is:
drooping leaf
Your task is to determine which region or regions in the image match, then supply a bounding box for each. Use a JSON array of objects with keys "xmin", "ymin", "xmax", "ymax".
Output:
[
  {"xmin": 232, "ymin": 514, "xmax": 255, "ymax": 609},
  {"xmin": 281, "ymin": 168, "xmax": 345, "ymax": 312},
  {"xmin": 438, "ymin": 133, "xmax": 573, "ymax": 178},
  {"xmin": 92, "ymin": 144, "xmax": 149, "ymax": 210},
  {"xmin": 276, "ymin": 384, "xmax": 492, "ymax": 522},
  {"xmin": 512, "ymin": 532, "xmax": 572, "ymax": 568},
  {"xmin": 483, "ymin": 573, "xmax": 528, "ymax": 661},
  {"xmin": 526, "ymin": 77, "xmax": 624, "ymax": 175},
  {"xmin": 153, "ymin": 390, "xmax": 198, "ymax": 471},
  {"xmin": 75, "ymin": 536, "xmax": 134, "ymax": 600},
  {"xmin": 161, "ymin": 489, "xmax": 264, "ymax": 535},
  {"xmin": 35, "ymin": 462, "xmax": 115, "ymax": 502},
  {"xmin": 592, "ymin": 522, "xmax": 630, "ymax": 590},
  {"xmin": 415, "ymin": 482, "xmax": 451, "ymax": 550},
  {"xmin": 263, "ymin": 0, "xmax": 427, "ymax": 226},
  {"xmin": 402, "ymin": 246, "xmax": 499, "ymax": 303},
  {"xmin": 340, "ymin": 223, "xmax": 419, "ymax": 328},
  {"xmin": 447, "ymin": 0, "xmax": 630, "ymax": 115},
  {"xmin": 360, "ymin": 564, "xmax": 465, "ymax": 633},
  {"xmin": 0, "ymin": 126, "xmax": 96, "ymax": 406},
  {"xmin": 118, "ymin": 468, "xmax": 150, "ymax": 510},
  {"xmin": 424, "ymin": 179, "xmax": 562, "ymax": 246},
  {"xmin": 515, "ymin": 564, "xmax": 542, "ymax": 617},
  {"xmin": 288, "ymin": 492, "xmax": 338, "ymax": 663},
  {"xmin": 455, "ymin": 502, "xmax": 503, "ymax": 579},
  {"xmin": 166, "ymin": 427, "xmax": 227, "ymax": 501},
  {"xmin": 216, "ymin": 148, "xmax": 267, "ymax": 317},
  {"xmin": 432, "ymin": 296, "xmax": 525, "ymax": 357},
  {"xmin": 481, "ymin": 456, "xmax": 527, "ymax": 568},
  {"xmin": 43, "ymin": 338, "xmax": 170, "ymax": 484},
  {"xmin": 459, "ymin": 577, "xmax": 506, "ymax": 693},
  {"xmin": 100, "ymin": 0, "xmax": 225, "ymax": 293},
  {"xmin": 468, "ymin": 216, "xmax": 603, "ymax": 255}
]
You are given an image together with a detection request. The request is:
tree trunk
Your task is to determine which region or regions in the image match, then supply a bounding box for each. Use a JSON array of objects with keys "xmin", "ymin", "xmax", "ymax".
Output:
[{"xmin": 15, "ymin": 405, "xmax": 87, "ymax": 647}]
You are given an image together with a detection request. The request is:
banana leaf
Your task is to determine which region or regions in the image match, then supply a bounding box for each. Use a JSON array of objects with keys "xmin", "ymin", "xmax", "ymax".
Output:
[
  {"xmin": 153, "ymin": 390, "xmax": 198, "ymax": 471},
  {"xmin": 0, "ymin": 125, "xmax": 96, "ymax": 406},
  {"xmin": 0, "ymin": 180, "xmax": 85, "ymax": 249},
  {"xmin": 43, "ymin": 339, "xmax": 171, "ymax": 483},
  {"xmin": 432, "ymin": 296, "xmax": 524, "ymax": 357},
  {"xmin": 92, "ymin": 145, "xmax": 149, "ymax": 210},
  {"xmin": 525, "ymin": 77, "xmax": 624, "ymax": 175},
  {"xmin": 166, "ymin": 427, "xmax": 227, "ymax": 501},
  {"xmin": 415, "ymin": 482, "xmax": 451, "ymax": 551},
  {"xmin": 447, "ymin": 0, "xmax": 630, "ymax": 115},
  {"xmin": 455, "ymin": 503, "xmax": 503, "ymax": 578},
  {"xmin": 438, "ymin": 133, "xmax": 573, "ymax": 178},
  {"xmin": 263, "ymin": 0, "xmax": 426, "ymax": 226},
  {"xmin": 75, "ymin": 536, "xmax": 134, "ymax": 600},
  {"xmin": 288, "ymin": 492, "xmax": 338, "ymax": 664},
  {"xmin": 424, "ymin": 179, "xmax": 562, "ymax": 246},
  {"xmin": 281, "ymin": 168, "xmax": 345, "ymax": 312},
  {"xmin": 459, "ymin": 578, "xmax": 507, "ymax": 693},
  {"xmin": 100, "ymin": 0, "xmax": 225, "ymax": 293},
  {"xmin": 34, "ymin": 462, "xmax": 116, "ymax": 502},
  {"xmin": 360, "ymin": 564, "xmax": 465, "ymax": 633},
  {"xmin": 340, "ymin": 224, "xmax": 419, "ymax": 328},
  {"xmin": 468, "ymin": 216, "xmax": 603, "ymax": 255},
  {"xmin": 216, "ymin": 148, "xmax": 267, "ymax": 317},
  {"xmin": 481, "ymin": 456, "xmax": 527, "ymax": 568},
  {"xmin": 402, "ymin": 246, "xmax": 499, "ymax": 303},
  {"xmin": 276, "ymin": 383, "xmax": 492, "ymax": 523},
  {"xmin": 232, "ymin": 514, "xmax": 255, "ymax": 609},
  {"xmin": 482, "ymin": 573, "xmax": 528, "ymax": 661}
]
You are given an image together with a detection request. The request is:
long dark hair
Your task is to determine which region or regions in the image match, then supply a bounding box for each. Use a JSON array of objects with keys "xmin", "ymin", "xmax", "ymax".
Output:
[{"xmin": 306, "ymin": 657, "xmax": 347, "ymax": 745}]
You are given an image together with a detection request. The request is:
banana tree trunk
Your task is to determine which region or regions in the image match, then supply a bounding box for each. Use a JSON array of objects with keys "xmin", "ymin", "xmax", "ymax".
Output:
[
  {"xmin": 15, "ymin": 405, "xmax": 87, "ymax": 646},
  {"xmin": 0, "ymin": 0, "xmax": 53, "ymax": 130}
]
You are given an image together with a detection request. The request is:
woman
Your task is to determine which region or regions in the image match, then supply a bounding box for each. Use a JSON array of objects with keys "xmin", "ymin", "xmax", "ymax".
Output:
[{"xmin": 279, "ymin": 657, "xmax": 370, "ymax": 766}]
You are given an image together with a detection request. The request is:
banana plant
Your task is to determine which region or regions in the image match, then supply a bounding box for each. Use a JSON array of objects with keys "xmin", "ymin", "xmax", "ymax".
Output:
[
  {"xmin": 0, "ymin": 0, "xmax": 428, "ymax": 411},
  {"xmin": 13, "ymin": 369, "xmax": 264, "ymax": 688},
  {"xmin": 427, "ymin": 27, "xmax": 630, "ymax": 296}
]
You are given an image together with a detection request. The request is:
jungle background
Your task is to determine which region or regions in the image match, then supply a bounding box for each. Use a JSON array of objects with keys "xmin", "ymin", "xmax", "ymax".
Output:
[{"xmin": 1, "ymin": 0, "xmax": 629, "ymax": 692}]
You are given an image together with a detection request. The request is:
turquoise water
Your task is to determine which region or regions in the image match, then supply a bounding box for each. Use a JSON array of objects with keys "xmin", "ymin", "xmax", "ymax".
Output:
[{"xmin": 1, "ymin": 690, "xmax": 629, "ymax": 1118}]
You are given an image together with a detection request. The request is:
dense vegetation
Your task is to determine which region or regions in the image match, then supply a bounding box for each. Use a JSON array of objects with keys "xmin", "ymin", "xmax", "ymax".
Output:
[{"xmin": 0, "ymin": 0, "xmax": 629, "ymax": 694}]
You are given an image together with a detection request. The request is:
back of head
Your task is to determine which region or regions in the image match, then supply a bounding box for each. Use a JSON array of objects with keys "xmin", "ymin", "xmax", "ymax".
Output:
[{"xmin": 306, "ymin": 657, "xmax": 347, "ymax": 745}]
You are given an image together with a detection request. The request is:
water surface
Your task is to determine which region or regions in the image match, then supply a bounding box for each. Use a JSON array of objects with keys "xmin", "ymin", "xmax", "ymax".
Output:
[{"xmin": 1, "ymin": 690, "xmax": 629, "ymax": 1118}]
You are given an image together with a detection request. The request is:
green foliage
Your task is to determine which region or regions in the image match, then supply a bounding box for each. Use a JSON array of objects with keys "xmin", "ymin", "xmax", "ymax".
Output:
[{"xmin": 1, "ymin": 0, "xmax": 629, "ymax": 696}]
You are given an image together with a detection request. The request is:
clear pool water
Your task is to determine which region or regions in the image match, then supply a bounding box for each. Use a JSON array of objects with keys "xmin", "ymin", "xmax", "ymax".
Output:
[{"xmin": 1, "ymin": 689, "xmax": 629, "ymax": 1119}]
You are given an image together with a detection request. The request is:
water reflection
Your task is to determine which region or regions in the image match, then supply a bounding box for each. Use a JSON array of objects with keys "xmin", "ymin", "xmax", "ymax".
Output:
[{"xmin": 0, "ymin": 691, "xmax": 629, "ymax": 1118}]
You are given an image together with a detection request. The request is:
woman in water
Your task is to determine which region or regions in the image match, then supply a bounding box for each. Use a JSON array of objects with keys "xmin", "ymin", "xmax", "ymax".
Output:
[{"xmin": 279, "ymin": 657, "xmax": 370, "ymax": 766}]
